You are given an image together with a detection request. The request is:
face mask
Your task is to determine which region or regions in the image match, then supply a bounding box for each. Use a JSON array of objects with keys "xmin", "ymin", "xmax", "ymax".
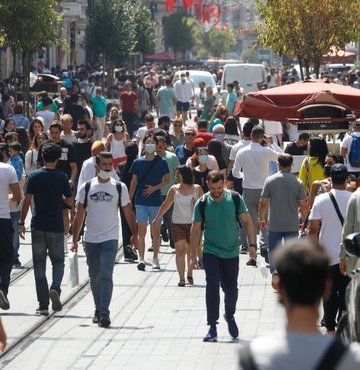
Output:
[
  {"xmin": 324, "ymin": 164, "xmax": 332, "ymax": 177},
  {"xmin": 98, "ymin": 169, "xmax": 112, "ymax": 180},
  {"xmin": 198, "ymin": 154, "xmax": 208, "ymax": 164},
  {"xmin": 145, "ymin": 143, "xmax": 156, "ymax": 154},
  {"xmin": 115, "ymin": 126, "xmax": 124, "ymax": 133},
  {"xmin": 214, "ymin": 134, "xmax": 225, "ymax": 141}
]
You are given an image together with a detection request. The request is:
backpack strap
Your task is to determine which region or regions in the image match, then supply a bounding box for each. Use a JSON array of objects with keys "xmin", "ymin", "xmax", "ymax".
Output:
[
  {"xmin": 115, "ymin": 180, "xmax": 122, "ymax": 207},
  {"xmin": 238, "ymin": 344, "xmax": 258, "ymax": 370},
  {"xmin": 328, "ymin": 192, "xmax": 344, "ymax": 226},
  {"xmin": 83, "ymin": 180, "xmax": 91, "ymax": 208},
  {"xmin": 314, "ymin": 337, "xmax": 348, "ymax": 370},
  {"xmin": 198, "ymin": 193, "xmax": 208, "ymax": 230},
  {"xmin": 230, "ymin": 190, "xmax": 242, "ymax": 228}
]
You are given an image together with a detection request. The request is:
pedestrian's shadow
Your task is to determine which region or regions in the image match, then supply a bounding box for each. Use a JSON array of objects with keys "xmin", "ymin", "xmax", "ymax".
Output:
[{"xmin": 0, "ymin": 312, "xmax": 33, "ymax": 317}]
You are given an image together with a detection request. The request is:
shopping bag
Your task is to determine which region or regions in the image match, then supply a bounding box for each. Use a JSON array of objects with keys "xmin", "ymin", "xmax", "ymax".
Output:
[
  {"xmin": 68, "ymin": 251, "xmax": 79, "ymax": 288},
  {"xmin": 257, "ymin": 259, "xmax": 269, "ymax": 280}
]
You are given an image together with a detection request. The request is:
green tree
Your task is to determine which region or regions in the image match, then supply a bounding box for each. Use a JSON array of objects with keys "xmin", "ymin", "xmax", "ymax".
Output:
[
  {"xmin": 162, "ymin": 11, "xmax": 201, "ymax": 59},
  {"xmin": 0, "ymin": 0, "xmax": 62, "ymax": 114},
  {"xmin": 86, "ymin": 0, "xmax": 136, "ymax": 77},
  {"xmin": 256, "ymin": 0, "xmax": 360, "ymax": 78},
  {"xmin": 130, "ymin": 3, "xmax": 156, "ymax": 54},
  {"xmin": 207, "ymin": 28, "xmax": 236, "ymax": 59}
]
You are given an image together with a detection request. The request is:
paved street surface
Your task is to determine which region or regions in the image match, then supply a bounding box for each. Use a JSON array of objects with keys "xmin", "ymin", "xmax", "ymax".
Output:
[{"xmin": 0, "ymin": 216, "xmax": 285, "ymax": 370}]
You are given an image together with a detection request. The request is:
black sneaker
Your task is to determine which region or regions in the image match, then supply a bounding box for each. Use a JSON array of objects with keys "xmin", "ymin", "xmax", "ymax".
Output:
[
  {"xmin": 137, "ymin": 261, "xmax": 146, "ymax": 271},
  {"xmin": 124, "ymin": 245, "xmax": 138, "ymax": 262},
  {"xmin": 224, "ymin": 314, "xmax": 239, "ymax": 339},
  {"xmin": 147, "ymin": 246, "xmax": 154, "ymax": 252},
  {"xmin": 260, "ymin": 246, "xmax": 269, "ymax": 263},
  {"xmin": 0, "ymin": 290, "xmax": 10, "ymax": 310},
  {"xmin": 92, "ymin": 310, "xmax": 100, "ymax": 323},
  {"xmin": 35, "ymin": 307, "xmax": 49, "ymax": 316},
  {"xmin": 240, "ymin": 246, "xmax": 248, "ymax": 254},
  {"xmin": 98, "ymin": 315, "xmax": 111, "ymax": 328},
  {"xmin": 13, "ymin": 258, "xmax": 22, "ymax": 268},
  {"xmin": 49, "ymin": 289, "xmax": 62, "ymax": 312}
]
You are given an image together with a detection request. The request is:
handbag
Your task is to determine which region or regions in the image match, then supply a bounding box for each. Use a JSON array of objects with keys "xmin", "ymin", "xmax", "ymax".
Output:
[{"xmin": 68, "ymin": 250, "xmax": 79, "ymax": 288}]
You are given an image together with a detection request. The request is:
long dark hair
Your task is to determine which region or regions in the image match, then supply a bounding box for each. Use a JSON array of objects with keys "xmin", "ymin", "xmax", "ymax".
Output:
[
  {"xmin": 15, "ymin": 126, "xmax": 30, "ymax": 154},
  {"xmin": 224, "ymin": 116, "xmax": 239, "ymax": 135},
  {"xmin": 309, "ymin": 137, "xmax": 328, "ymax": 168},
  {"xmin": 177, "ymin": 165, "xmax": 194, "ymax": 185},
  {"xmin": 208, "ymin": 139, "xmax": 227, "ymax": 170}
]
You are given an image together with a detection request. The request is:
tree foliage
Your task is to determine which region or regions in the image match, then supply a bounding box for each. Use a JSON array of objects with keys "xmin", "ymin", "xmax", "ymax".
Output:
[
  {"xmin": 0, "ymin": 0, "xmax": 62, "ymax": 114},
  {"xmin": 256, "ymin": 0, "xmax": 360, "ymax": 77},
  {"xmin": 162, "ymin": 11, "xmax": 201, "ymax": 58},
  {"xmin": 207, "ymin": 28, "xmax": 236, "ymax": 58}
]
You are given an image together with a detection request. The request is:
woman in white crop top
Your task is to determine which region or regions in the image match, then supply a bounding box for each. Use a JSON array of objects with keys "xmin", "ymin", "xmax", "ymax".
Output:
[
  {"xmin": 153, "ymin": 165, "xmax": 203, "ymax": 286},
  {"xmin": 105, "ymin": 119, "xmax": 130, "ymax": 171}
]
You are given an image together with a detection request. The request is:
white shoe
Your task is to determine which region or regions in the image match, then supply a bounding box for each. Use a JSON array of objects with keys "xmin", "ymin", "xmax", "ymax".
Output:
[{"xmin": 152, "ymin": 257, "xmax": 160, "ymax": 270}]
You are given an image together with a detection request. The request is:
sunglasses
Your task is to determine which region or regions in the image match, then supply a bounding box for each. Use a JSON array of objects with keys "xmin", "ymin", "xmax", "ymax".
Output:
[{"xmin": 173, "ymin": 125, "xmax": 182, "ymax": 128}]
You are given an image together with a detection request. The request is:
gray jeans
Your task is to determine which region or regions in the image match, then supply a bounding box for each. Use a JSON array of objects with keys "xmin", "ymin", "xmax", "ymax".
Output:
[
  {"xmin": 32, "ymin": 230, "xmax": 65, "ymax": 309},
  {"xmin": 242, "ymin": 188, "xmax": 268, "ymax": 248}
]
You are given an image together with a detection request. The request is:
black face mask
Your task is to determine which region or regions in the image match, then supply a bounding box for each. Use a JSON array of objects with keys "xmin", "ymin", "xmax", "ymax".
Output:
[{"xmin": 324, "ymin": 164, "xmax": 332, "ymax": 177}]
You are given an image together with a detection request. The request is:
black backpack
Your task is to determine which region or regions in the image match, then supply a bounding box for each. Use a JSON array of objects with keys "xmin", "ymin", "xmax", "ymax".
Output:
[
  {"xmin": 83, "ymin": 180, "xmax": 122, "ymax": 208},
  {"xmin": 198, "ymin": 190, "xmax": 241, "ymax": 230}
]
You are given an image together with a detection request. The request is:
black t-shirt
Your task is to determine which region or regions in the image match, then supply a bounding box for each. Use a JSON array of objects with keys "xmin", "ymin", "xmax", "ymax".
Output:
[
  {"xmin": 38, "ymin": 140, "xmax": 76, "ymax": 179},
  {"xmin": 63, "ymin": 105, "xmax": 87, "ymax": 130},
  {"xmin": 26, "ymin": 168, "xmax": 72, "ymax": 232},
  {"xmin": 72, "ymin": 141, "xmax": 92, "ymax": 175},
  {"xmin": 192, "ymin": 168, "xmax": 210, "ymax": 193},
  {"xmin": 285, "ymin": 142, "xmax": 307, "ymax": 156}
]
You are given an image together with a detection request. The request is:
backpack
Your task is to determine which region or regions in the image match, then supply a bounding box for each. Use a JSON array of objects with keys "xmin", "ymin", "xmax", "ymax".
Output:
[
  {"xmin": 83, "ymin": 180, "xmax": 122, "ymax": 208},
  {"xmin": 198, "ymin": 190, "xmax": 241, "ymax": 230},
  {"xmin": 348, "ymin": 134, "xmax": 360, "ymax": 167}
]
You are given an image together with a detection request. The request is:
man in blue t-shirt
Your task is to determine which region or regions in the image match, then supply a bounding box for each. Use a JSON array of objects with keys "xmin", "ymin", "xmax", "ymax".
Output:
[
  {"xmin": 20, "ymin": 142, "xmax": 73, "ymax": 317},
  {"xmin": 129, "ymin": 133, "xmax": 170, "ymax": 272}
]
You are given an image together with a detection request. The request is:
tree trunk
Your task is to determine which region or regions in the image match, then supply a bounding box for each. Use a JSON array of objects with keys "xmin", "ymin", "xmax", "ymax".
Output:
[
  {"xmin": 304, "ymin": 60, "xmax": 311, "ymax": 80},
  {"xmin": 22, "ymin": 50, "xmax": 31, "ymax": 118},
  {"xmin": 313, "ymin": 58, "xmax": 321, "ymax": 78},
  {"xmin": 298, "ymin": 58, "xmax": 304, "ymax": 81},
  {"xmin": 11, "ymin": 47, "xmax": 18, "ymax": 104}
]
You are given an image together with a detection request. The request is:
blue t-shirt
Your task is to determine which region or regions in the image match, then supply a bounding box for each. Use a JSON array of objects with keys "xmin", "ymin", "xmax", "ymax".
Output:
[
  {"xmin": 226, "ymin": 91, "xmax": 238, "ymax": 114},
  {"xmin": 9, "ymin": 155, "xmax": 23, "ymax": 181},
  {"xmin": 130, "ymin": 156, "xmax": 169, "ymax": 206},
  {"xmin": 26, "ymin": 168, "xmax": 72, "ymax": 232},
  {"xmin": 175, "ymin": 145, "xmax": 195, "ymax": 165}
]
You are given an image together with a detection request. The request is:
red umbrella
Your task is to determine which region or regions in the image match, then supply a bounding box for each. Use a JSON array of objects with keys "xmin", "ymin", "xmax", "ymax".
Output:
[
  {"xmin": 235, "ymin": 80, "xmax": 360, "ymax": 121},
  {"xmin": 322, "ymin": 47, "xmax": 356, "ymax": 63}
]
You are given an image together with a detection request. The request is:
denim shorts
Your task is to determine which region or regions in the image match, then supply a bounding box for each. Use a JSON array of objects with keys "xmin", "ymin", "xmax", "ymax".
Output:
[{"xmin": 135, "ymin": 205, "xmax": 161, "ymax": 225}]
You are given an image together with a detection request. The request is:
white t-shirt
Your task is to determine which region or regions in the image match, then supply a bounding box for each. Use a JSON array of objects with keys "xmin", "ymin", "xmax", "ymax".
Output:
[
  {"xmin": 61, "ymin": 131, "xmax": 78, "ymax": 144},
  {"xmin": 237, "ymin": 331, "xmax": 360, "ymax": 370},
  {"xmin": 77, "ymin": 156, "xmax": 119, "ymax": 191},
  {"xmin": 233, "ymin": 142, "xmax": 280, "ymax": 189},
  {"xmin": 136, "ymin": 126, "xmax": 149, "ymax": 140},
  {"xmin": 309, "ymin": 189, "xmax": 352, "ymax": 265},
  {"xmin": 229, "ymin": 140, "xmax": 251, "ymax": 161},
  {"xmin": 341, "ymin": 132, "xmax": 360, "ymax": 172},
  {"xmin": 76, "ymin": 177, "xmax": 130, "ymax": 243},
  {"xmin": 0, "ymin": 162, "xmax": 18, "ymax": 218},
  {"xmin": 185, "ymin": 154, "xmax": 219, "ymax": 171}
]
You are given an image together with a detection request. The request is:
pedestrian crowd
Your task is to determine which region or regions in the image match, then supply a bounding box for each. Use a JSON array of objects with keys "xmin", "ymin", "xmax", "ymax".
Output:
[{"xmin": 0, "ymin": 63, "xmax": 359, "ymax": 368}]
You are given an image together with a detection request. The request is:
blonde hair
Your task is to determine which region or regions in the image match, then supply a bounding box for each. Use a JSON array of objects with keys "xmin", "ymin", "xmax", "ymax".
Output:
[{"xmin": 61, "ymin": 114, "xmax": 73, "ymax": 123}]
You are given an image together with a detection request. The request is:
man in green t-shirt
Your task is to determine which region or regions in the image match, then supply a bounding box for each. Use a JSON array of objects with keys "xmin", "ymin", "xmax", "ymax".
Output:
[{"xmin": 190, "ymin": 171, "xmax": 256, "ymax": 342}]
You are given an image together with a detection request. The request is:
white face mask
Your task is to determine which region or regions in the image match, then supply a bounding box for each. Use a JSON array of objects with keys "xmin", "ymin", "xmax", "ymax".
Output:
[
  {"xmin": 198, "ymin": 154, "xmax": 208, "ymax": 164},
  {"xmin": 214, "ymin": 133, "xmax": 225, "ymax": 141},
  {"xmin": 115, "ymin": 126, "xmax": 124, "ymax": 133},
  {"xmin": 98, "ymin": 169, "xmax": 112, "ymax": 180},
  {"xmin": 145, "ymin": 143, "xmax": 156, "ymax": 154}
]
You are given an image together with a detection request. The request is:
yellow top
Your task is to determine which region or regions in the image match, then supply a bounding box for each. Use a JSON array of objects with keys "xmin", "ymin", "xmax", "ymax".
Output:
[{"xmin": 298, "ymin": 156, "xmax": 326, "ymax": 196}]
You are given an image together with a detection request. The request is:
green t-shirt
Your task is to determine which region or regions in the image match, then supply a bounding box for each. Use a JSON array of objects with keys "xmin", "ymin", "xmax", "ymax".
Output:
[
  {"xmin": 36, "ymin": 101, "xmax": 58, "ymax": 113},
  {"xmin": 157, "ymin": 86, "xmax": 176, "ymax": 113},
  {"xmin": 161, "ymin": 151, "xmax": 180, "ymax": 196},
  {"xmin": 193, "ymin": 189, "xmax": 248, "ymax": 258}
]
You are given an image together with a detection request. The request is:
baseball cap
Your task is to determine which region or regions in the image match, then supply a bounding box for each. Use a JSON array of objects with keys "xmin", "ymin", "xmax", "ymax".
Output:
[{"xmin": 330, "ymin": 164, "xmax": 348, "ymax": 180}]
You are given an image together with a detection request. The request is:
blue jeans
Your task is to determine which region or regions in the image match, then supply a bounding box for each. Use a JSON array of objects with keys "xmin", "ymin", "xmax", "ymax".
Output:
[
  {"xmin": 203, "ymin": 253, "xmax": 239, "ymax": 326},
  {"xmin": 85, "ymin": 239, "xmax": 118, "ymax": 316},
  {"xmin": 32, "ymin": 230, "xmax": 65, "ymax": 309},
  {"xmin": 268, "ymin": 231, "xmax": 298, "ymax": 273},
  {"xmin": 10, "ymin": 211, "xmax": 20, "ymax": 260}
]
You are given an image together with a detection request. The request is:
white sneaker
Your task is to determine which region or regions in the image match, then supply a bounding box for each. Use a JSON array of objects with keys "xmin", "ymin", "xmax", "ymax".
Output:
[{"xmin": 152, "ymin": 257, "xmax": 160, "ymax": 270}]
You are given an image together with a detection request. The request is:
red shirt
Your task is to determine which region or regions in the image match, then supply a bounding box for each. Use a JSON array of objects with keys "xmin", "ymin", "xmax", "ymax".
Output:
[
  {"xmin": 120, "ymin": 91, "xmax": 138, "ymax": 113},
  {"xmin": 196, "ymin": 131, "xmax": 213, "ymax": 145}
]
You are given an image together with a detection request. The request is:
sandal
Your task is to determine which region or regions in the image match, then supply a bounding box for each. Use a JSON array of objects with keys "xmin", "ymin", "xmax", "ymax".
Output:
[
  {"xmin": 187, "ymin": 276, "xmax": 194, "ymax": 285},
  {"xmin": 178, "ymin": 279, "xmax": 186, "ymax": 287}
]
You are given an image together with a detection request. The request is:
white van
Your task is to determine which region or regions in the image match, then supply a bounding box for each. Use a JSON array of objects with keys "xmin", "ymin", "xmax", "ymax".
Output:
[
  {"xmin": 220, "ymin": 63, "xmax": 266, "ymax": 94},
  {"xmin": 172, "ymin": 70, "xmax": 218, "ymax": 97}
]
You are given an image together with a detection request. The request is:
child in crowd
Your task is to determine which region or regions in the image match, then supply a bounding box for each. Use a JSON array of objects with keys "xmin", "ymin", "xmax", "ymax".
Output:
[{"xmin": 8, "ymin": 141, "xmax": 24, "ymax": 181}]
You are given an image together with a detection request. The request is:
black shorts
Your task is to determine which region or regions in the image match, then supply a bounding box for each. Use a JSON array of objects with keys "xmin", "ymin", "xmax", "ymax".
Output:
[{"xmin": 176, "ymin": 101, "xmax": 190, "ymax": 112}]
